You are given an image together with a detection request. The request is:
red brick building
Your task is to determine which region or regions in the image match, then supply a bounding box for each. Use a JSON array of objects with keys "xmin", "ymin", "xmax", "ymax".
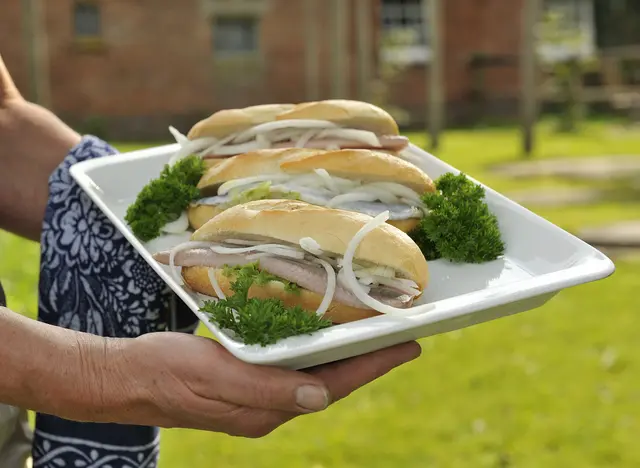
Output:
[{"xmin": 1, "ymin": 0, "xmax": 636, "ymax": 140}]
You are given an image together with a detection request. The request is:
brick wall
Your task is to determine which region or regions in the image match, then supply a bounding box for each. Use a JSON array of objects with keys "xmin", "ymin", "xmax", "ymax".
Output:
[
  {"xmin": 1, "ymin": 0, "xmax": 524, "ymax": 140},
  {"xmin": 44, "ymin": 0, "xmax": 216, "ymax": 137},
  {"xmin": 385, "ymin": 0, "xmax": 525, "ymax": 127}
]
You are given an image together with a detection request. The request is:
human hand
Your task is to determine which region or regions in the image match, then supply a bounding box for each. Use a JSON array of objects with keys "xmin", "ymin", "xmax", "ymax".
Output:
[
  {"xmin": 94, "ymin": 332, "xmax": 421, "ymax": 438},
  {"xmin": 0, "ymin": 54, "xmax": 81, "ymax": 240}
]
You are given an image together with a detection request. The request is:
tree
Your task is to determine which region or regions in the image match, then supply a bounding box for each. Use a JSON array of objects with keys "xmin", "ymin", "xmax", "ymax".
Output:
[{"xmin": 537, "ymin": 4, "xmax": 596, "ymax": 133}]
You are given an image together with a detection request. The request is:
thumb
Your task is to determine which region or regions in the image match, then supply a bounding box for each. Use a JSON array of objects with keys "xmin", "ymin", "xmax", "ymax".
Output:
[
  {"xmin": 0, "ymin": 54, "xmax": 21, "ymax": 103},
  {"xmin": 211, "ymin": 345, "xmax": 331, "ymax": 414}
]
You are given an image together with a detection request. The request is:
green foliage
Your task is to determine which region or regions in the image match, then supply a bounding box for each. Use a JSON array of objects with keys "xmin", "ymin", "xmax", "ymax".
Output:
[
  {"xmin": 202, "ymin": 263, "xmax": 331, "ymax": 347},
  {"xmin": 410, "ymin": 173, "xmax": 505, "ymax": 263},
  {"xmin": 124, "ymin": 156, "xmax": 206, "ymax": 242}
]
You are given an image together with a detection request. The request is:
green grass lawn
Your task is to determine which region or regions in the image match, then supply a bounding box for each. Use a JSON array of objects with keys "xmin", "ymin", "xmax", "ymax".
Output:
[{"xmin": 1, "ymin": 120, "xmax": 639, "ymax": 467}]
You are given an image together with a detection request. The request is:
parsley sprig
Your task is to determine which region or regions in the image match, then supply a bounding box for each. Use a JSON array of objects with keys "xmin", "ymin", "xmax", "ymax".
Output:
[
  {"xmin": 125, "ymin": 156, "xmax": 206, "ymax": 242},
  {"xmin": 410, "ymin": 172, "xmax": 505, "ymax": 263},
  {"xmin": 201, "ymin": 263, "xmax": 332, "ymax": 346}
]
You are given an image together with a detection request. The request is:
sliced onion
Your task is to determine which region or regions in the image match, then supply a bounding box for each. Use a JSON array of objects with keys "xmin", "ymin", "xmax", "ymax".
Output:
[
  {"xmin": 313, "ymin": 258, "xmax": 336, "ymax": 317},
  {"xmin": 337, "ymin": 257, "xmax": 365, "ymax": 270},
  {"xmin": 296, "ymin": 129, "xmax": 318, "ymax": 148},
  {"xmin": 208, "ymin": 243, "xmax": 305, "ymax": 260},
  {"xmin": 337, "ymin": 268, "xmax": 370, "ymax": 294},
  {"xmin": 391, "ymin": 277, "xmax": 421, "ymax": 289},
  {"xmin": 161, "ymin": 211, "xmax": 190, "ymax": 234},
  {"xmin": 357, "ymin": 275, "xmax": 376, "ymax": 286},
  {"xmin": 207, "ymin": 268, "xmax": 226, "ymax": 300},
  {"xmin": 223, "ymin": 239, "xmax": 263, "ymax": 246},
  {"xmin": 207, "ymin": 131, "xmax": 247, "ymax": 151},
  {"xmin": 201, "ymin": 140, "xmax": 264, "ymax": 157},
  {"xmin": 328, "ymin": 192, "xmax": 379, "ymax": 208},
  {"xmin": 168, "ymin": 126, "xmax": 189, "ymax": 145},
  {"xmin": 286, "ymin": 174, "xmax": 327, "ymax": 189},
  {"xmin": 299, "ymin": 237, "xmax": 324, "ymax": 256},
  {"xmin": 313, "ymin": 169, "xmax": 339, "ymax": 192},
  {"xmin": 341, "ymin": 211, "xmax": 423, "ymax": 317},
  {"xmin": 217, "ymin": 174, "xmax": 290, "ymax": 195},
  {"xmin": 366, "ymin": 182, "xmax": 422, "ymax": 203},
  {"xmin": 367, "ymin": 276, "xmax": 421, "ymax": 296},
  {"xmin": 168, "ymin": 137, "xmax": 218, "ymax": 165},
  {"xmin": 269, "ymin": 128, "xmax": 304, "ymax": 143},
  {"xmin": 233, "ymin": 120, "xmax": 339, "ymax": 142},
  {"xmin": 256, "ymin": 133, "xmax": 272, "ymax": 148},
  {"xmin": 317, "ymin": 128, "xmax": 382, "ymax": 148},
  {"xmin": 355, "ymin": 185, "xmax": 400, "ymax": 204}
]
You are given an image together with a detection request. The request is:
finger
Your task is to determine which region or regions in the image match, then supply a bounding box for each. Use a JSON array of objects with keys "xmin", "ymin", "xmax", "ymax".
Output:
[
  {"xmin": 196, "ymin": 341, "xmax": 331, "ymax": 414},
  {"xmin": 306, "ymin": 341, "xmax": 422, "ymax": 402},
  {"xmin": 0, "ymin": 54, "xmax": 21, "ymax": 102}
]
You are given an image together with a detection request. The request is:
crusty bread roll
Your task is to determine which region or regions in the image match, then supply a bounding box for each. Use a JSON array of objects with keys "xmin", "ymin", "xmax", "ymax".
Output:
[
  {"xmin": 277, "ymin": 100, "xmax": 400, "ymax": 136},
  {"xmin": 182, "ymin": 266, "xmax": 380, "ymax": 324},
  {"xmin": 196, "ymin": 148, "xmax": 320, "ymax": 191},
  {"xmin": 188, "ymin": 104, "xmax": 296, "ymax": 140},
  {"xmin": 280, "ymin": 149, "xmax": 435, "ymax": 192},
  {"xmin": 191, "ymin": 199, "xmax": 429, "ymax": 289},
  {"xmin": 189, "ymin": 148, "xmax": 434, "ymax": 232},
  {"xmin": 204, "ymin": 159, "xmax": 226, "ymax": 170},
  {"xmin": 186, "ymin": 100, "xmax": 400, "ymax": 141},
  {"xmin": 197, "ymin": 148, "xmax": 434, "ymax": 192}
]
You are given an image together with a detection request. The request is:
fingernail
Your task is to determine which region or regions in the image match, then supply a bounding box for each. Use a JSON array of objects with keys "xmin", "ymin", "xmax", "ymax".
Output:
[{"xmin": 296, "ymin": 385, "xmax": 329, "ymax": 412}]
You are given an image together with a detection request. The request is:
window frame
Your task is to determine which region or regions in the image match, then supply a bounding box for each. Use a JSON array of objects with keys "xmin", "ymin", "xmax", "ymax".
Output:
[
  {"xmin": 380, "ymin": 0, "xmax": 431, "ymax": 65},
  {"xmin": 72, "ymin": 1, "xmax": 101, "ymax": 39},
  {"xmin": 211, "ymin": 15, "xmax": 261, "ymax": 59},
  {"xmin": 537, "ymin": 0, "xmax": 597, "ymax": 63}
]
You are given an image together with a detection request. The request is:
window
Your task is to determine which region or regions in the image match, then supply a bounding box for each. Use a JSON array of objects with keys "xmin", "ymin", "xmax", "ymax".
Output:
[
  {"xmin": 380, "ymin": 0, "xmax": 430, "ymax": 64},
  {"xmin": 73, "ymin": 2, "xmax": 101, "ymax": 38},
  {"xmin": 213, "ymin": 17, "xmax": 259, "ymax": 57},
  {"xmin": 538, "ymin": 0, "xmax": 596, "ymax": 62},
  {"xmin": 594, "ymin": 0, "xmax": 640, "ymax": 48}
]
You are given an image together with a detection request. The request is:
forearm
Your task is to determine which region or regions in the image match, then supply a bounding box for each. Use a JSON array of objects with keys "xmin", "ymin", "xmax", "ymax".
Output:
[
  {"xmin": 0, "ymin": 55, "xmax": 81, "ymax": 241},
  {"xmin": 0, "ymin": 306, "xmax": 139, "ymax": 422},
  {"xmin": 0, "ymin": 103, "xmax": 80, "ymax": 242}
]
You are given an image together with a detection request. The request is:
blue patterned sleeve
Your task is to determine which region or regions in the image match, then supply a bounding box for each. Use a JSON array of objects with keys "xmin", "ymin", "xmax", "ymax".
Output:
[{"xmin": 32, "ymin": 136, "xmax": 200, "ymax": 468}]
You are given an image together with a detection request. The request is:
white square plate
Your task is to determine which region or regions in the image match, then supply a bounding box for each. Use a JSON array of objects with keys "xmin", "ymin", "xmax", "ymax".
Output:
[{"xmin": 70, "ymin": 143, "xmax": 615, "ymax": 370}]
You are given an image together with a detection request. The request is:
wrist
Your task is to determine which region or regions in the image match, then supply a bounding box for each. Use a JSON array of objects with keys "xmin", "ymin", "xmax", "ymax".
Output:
[
  {"xmin": 0, "ymin": 307, "xmax": 163, "ymax": 425},
  {"xmin": 16, "ymin": 318, "xmax": 146, "ymax": 424},
  {"xmin": 53, "ymin": 333, "xmax": 158, "ymax": 425},
  {"xmin": 17, "ymin": 323, "xmax": 107, "ymax": 421}
]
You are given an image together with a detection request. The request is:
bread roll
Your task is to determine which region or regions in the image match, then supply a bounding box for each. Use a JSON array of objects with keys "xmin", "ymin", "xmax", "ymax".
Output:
[
  {"xmin": 187, "ymin": 104, "xmax": 296, "ymax": 140},
  {"xmin": 192, "ymin": 199, "xmax": 429, "ymax": 289},
  {"xmin": 196, "ymin": 147, "xmax": 435, "ymax": 192},
  {"xmin": 277, "ymin": 100, "xmax": 400, "ymax": 136},
  {"xmin": 186, "ymin": 100, "xmax": 400, "ymax": 141}
]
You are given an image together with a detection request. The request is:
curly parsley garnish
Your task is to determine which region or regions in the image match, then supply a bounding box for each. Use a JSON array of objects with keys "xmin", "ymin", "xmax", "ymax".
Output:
[
  {"xmin": 125, "ymin": 156, "xmax": 206, "ymax": 242},
  {"xmin": 410, "ymin": 172, "xmax": 505, "ymax": 263},
  {"xmin": 201, "ymin": 262, "xmax": 331, "ymax": 346}
]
